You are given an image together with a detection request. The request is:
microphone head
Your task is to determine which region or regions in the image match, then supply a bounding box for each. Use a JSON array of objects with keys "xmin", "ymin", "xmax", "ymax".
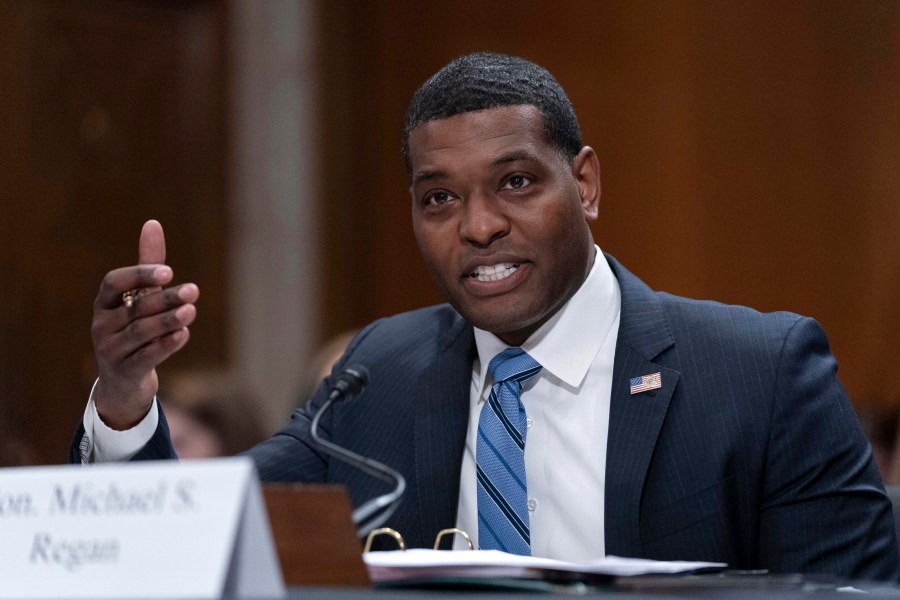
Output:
[{"xmin": 329, "ymin": 364, "xmax": 369, "ymax": 401}]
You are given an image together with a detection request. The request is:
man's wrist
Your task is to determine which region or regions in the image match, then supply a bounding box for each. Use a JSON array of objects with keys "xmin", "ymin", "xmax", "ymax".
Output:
[
  {"xmin": 93, "ymin": 379, "xmax": 155, "ymax": 430},
  {"xmin": 83, "ymin": 379, "xmax": 160, "ymax": 462}
]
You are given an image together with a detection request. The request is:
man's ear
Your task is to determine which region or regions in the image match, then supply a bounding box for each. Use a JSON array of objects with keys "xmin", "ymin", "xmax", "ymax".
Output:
[{"xmin": 572, "ymin": 146, "xmax": 600, "ymax": 222}]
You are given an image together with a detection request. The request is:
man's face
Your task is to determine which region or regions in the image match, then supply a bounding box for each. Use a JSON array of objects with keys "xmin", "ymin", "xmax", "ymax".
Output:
[{"xmin": 409, "ymin": 105, "xmax": 600, "ymax": 346}]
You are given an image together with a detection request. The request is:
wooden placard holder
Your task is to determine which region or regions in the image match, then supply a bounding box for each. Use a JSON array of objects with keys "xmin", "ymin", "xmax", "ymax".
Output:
[{"xmin": 262, "ymin": 484, "xmax": 370, "ymax": 588}]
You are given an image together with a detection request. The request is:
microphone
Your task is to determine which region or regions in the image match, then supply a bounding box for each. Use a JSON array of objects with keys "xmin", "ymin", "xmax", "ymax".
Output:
[
  {"xmin": 310, "ymin": 365, "xmax": 407, "ymax": 539},
  {"xmin": 327, "ymin": 365, "xmax": 368, "ymax": 402}
]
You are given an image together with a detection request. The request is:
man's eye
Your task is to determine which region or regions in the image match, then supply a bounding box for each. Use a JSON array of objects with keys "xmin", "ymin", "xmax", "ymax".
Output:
[
  {"xmin": 502, "ymin": 175, "xmax": 532, "ymax": 190},
  {"xmin": 425, "ymin": 191, "xmax": 453, "ymax": 206}
]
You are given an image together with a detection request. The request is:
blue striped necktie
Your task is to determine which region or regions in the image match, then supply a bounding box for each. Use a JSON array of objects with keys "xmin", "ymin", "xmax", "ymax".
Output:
[{"xmin": 476, "ymin": 347, "xmax": 542, "ymax": 555}]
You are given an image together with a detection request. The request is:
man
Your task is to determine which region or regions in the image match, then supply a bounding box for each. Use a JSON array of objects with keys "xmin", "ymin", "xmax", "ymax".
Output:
[{"xmin": 73, "ymin": 53, "xmax": 900, "ymax": 579}]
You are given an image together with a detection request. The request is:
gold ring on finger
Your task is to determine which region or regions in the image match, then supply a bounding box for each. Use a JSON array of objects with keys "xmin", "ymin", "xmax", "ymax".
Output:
[{"xmin": 122, "ymin": 290, "xmax": 138, "ymax": 308}]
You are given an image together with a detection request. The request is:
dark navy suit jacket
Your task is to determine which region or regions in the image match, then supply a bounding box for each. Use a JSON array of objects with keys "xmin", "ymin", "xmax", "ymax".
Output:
[{"xmin": 71, "ymin": 255, "xmax": 900, "ymax": 580}]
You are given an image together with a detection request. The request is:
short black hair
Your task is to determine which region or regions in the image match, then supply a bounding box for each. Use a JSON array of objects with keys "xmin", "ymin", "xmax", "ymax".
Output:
[{"xmin": 402, "ymin": 52, "xmax": 582, "ymax": 173}]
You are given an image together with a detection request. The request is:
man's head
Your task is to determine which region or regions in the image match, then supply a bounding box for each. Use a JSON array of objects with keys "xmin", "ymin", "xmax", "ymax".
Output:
[
  {"xmin": 403, "ymin": 52, "xmax": 583, "ymax": 174},
  {"xmin": 406, "ymin": 53, "xmax": 601, "ymax": 346}
]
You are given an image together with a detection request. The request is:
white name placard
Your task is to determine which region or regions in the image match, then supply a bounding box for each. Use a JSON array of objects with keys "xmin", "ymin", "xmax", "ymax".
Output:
[{"xmin": 0, "ymin": 457, "xmax": 284, "ymax": 599}]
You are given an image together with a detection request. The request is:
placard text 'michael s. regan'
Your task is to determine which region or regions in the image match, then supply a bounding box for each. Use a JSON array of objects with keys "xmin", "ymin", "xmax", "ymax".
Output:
[{"xmin": 1, "ymin": 480, "xmax": 197, "ymax": 572}]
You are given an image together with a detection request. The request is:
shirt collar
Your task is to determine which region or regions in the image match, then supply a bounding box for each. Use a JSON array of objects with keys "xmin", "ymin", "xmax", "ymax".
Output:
[{"xmin": 473, "ymin": 245, "xmax": 621, "ymax": 395}]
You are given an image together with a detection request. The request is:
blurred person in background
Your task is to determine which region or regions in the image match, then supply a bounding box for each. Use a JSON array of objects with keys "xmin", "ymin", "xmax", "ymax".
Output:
[
  {"xmin": 296, "ymin": 330, "xmax": 357, "ymax": 409},
  {"xmin": 158, "ymin": 369, "xmax": 267, "ymax": 459}
]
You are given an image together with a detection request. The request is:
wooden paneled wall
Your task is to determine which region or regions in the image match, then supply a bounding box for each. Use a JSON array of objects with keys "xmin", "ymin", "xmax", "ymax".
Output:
[
  {"xmin": 0, "ymin": 0, "xmax": 228, "ymax": 464},
  {"xmin": 317, "ymin": 1, "xmax": 900, "ymax": 409}
]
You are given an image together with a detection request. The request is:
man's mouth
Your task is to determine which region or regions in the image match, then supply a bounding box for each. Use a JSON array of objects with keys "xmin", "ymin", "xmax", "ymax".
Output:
[{"xmin": 469, "ymin": 263, "xmax": 519, "ymax": 282}]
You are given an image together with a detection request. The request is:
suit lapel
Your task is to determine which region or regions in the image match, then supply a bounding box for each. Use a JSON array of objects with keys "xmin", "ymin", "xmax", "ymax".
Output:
[
  {"xmin": 413, "ymin": 315, "xmax": 475, "ymax": 547},
  {"xmin": 604, "ymin": 255, "xmax": 680, "ymax": 558}
]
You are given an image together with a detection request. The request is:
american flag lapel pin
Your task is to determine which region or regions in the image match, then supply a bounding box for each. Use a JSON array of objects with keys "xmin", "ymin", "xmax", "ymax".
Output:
[{"xmin": 630, "ymin": 372, "xmax": 662, "ymax": 394}]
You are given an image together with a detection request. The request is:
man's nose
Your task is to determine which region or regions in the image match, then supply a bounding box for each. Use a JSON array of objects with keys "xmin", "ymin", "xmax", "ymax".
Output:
[{"xmin": 459, "ymin": 193, "xmax": 509, "ymax": 246}]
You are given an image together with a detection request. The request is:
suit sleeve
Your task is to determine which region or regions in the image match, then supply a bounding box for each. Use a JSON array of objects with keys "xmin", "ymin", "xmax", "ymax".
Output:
[
  {"xmin": 758, "ymin": 317, "xmax": 900, "ymax": 581},
  {"xmin": 241, "ymin": 387, "xmax": 331, "ymax": 483},
  {"xmin": 240, "ymin": 320, "xmax": 387, "ymax": 483}
]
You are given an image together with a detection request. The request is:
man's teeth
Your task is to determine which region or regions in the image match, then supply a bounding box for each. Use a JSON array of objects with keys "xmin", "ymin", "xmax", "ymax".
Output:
[{"xmin": 472, "ymin": 263, "xmax": 518, "ymax": 282}]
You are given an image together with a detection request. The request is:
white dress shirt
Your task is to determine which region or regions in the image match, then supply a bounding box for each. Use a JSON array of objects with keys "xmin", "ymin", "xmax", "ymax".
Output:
[
  {"xmin": 453, "ymin": 245, "xmax": 621, "ymax": 561},
  {"xmin": 82, "ymin": 380, "xmax": 159, "ymax": 462}
]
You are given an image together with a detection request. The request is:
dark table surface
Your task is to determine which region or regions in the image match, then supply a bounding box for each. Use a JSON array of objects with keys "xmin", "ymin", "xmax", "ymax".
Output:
[{"xmin": 281, "ymin": 573, "xmax": 900, "ymax": 600}]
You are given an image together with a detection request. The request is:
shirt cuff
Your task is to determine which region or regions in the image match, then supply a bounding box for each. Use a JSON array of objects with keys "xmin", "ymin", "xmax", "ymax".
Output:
[{"xmin": 81, "ymin": 379, "xmax": 160, "ymax": 463}]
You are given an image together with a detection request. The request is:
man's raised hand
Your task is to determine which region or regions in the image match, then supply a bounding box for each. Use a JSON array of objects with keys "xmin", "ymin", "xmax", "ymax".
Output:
[{"xmin": 91, "ymin": 220, "xmax": 199, "ymax": 430}]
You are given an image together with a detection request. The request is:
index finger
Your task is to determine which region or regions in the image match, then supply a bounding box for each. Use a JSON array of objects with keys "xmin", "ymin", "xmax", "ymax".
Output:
[
  {"xmin": 139, "ymin": 220, "xmax": 166, "ymax": 265},
  {"xmin": 95, "ymin": 264, "xmax": 173, "ymax": 310}
]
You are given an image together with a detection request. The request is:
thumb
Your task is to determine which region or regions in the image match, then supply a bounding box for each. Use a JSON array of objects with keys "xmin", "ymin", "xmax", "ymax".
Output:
[{"xmin": 138, "ymin": 220, "xmax": 166, "ymax": 265}]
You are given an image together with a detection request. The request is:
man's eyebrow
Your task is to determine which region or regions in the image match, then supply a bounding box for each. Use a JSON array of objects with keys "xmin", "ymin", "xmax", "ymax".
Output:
[
  {"xmin": 413, "ymin": 151, "xmax": 536, "ymax": 184},
  {"xmin": 412, "ymin": 169, "xmax": 448, "ymax": 185},
  {"xmin": 492, "ymin": 151, "xmax": 537, "ymax": 167}
]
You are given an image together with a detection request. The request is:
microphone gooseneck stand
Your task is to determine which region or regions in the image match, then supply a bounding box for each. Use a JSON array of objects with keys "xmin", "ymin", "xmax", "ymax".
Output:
[{"xmin": 309, "ymin": 365, "xmax": 407, "ymax": 539}]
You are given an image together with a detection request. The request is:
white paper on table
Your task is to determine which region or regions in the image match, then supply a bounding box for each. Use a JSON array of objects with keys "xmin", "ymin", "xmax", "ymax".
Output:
[{"xmin": 363, "ymin": 549, "xmax": 725, "ymax": 583}]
